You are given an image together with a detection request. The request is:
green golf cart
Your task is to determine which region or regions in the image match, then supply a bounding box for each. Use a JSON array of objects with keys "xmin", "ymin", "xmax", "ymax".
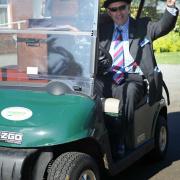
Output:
[{"xmin": 0, "ymin": 0, "xmax": 168, "ymax": 179}]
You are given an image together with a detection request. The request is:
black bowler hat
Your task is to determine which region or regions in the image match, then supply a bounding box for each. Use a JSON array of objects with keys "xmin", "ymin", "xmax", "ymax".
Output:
[{"xmin": 104, "ymin": 0, "xmax": 132, "ymax": 8}]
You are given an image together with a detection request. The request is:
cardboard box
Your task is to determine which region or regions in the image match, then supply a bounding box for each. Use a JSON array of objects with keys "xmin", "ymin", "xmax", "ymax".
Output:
[{"xmin": 17, "ymin": 33, "xmax": 48, "ymax": 74}]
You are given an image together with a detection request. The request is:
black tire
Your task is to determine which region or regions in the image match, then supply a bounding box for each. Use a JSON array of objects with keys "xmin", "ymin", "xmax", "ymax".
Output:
[
  {"xmin": 151, "ymin": 115, "xmax": 168, "ymax": 161},
  {"xmin": 47, "ymin": 152, "xmax": 100, "ymax": 180}
]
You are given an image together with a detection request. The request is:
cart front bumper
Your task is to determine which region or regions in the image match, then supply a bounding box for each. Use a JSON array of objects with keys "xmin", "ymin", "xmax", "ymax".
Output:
[{"xmin": 0, "ymin": 147, "xmax": 37, "ymax": 180}]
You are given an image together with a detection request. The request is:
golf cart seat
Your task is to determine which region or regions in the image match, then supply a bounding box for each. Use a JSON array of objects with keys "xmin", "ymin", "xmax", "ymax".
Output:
[
  {"xmin": 102, "ymin": 96, "xmax": 147, "ymax": 115},
  {"xmin": 102, "ymin": 98, "xmax": 120, "ymax": 114}
]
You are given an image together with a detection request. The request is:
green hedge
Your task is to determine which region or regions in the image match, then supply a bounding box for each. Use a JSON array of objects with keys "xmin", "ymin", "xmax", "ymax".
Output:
[
  {"xmin": 153, "ymin": 31, "xmax": 180, "ymax": 53},
  {"xmin": 174, "ymin": 15, "xmax": 180, "ymax": 33}
]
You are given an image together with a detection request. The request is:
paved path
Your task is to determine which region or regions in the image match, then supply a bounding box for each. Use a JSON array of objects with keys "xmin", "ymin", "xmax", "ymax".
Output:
[
  {"xmin": 160, "ymin": 65, "xmax": 180, "ymax": 112},
  {"xmin": 107, "ymin": 65, "xmax": 180, "ymax": 180}
]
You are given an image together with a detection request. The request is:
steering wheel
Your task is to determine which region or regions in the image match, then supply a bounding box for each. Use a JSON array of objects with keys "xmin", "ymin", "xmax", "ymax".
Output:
[{"xmin": 98, "ymin": 45, "xmax": 112, "ymax": 75}]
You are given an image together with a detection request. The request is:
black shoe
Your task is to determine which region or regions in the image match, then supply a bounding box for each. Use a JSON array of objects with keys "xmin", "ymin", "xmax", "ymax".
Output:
[
  {"xmin": 116, "ymin": 144, "xmax": 125, "ymax": 158},
  {"xmin": 112, "ymin": 144, "xmax": 125, "ymax": 159}
]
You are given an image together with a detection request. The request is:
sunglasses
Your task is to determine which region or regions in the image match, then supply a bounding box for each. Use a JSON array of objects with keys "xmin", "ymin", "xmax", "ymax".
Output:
[{"xmin": 108, "ymin": 5, "xmax": 128, "ymax": 12}]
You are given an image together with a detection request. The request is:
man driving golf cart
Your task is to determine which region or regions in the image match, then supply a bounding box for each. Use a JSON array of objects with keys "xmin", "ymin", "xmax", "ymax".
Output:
[
  {"xmin": 0, "ymin": 0, "xmax": 178, "ymax": 179},
  {"xmin": 97, "ymin": 0, "xmax": 178, "ymax": 158}
]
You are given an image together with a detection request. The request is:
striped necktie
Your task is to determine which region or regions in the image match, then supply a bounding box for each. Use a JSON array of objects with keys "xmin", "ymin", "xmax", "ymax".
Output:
[{"xmin": 111, "ymin": 27, "xmax": 125, "ymax": 84}]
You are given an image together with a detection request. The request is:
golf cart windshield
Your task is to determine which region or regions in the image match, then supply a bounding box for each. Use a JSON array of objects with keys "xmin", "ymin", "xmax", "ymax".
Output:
[{"xmin": 0, "ymin": 0, "xmax": 98, "ymax": 96}]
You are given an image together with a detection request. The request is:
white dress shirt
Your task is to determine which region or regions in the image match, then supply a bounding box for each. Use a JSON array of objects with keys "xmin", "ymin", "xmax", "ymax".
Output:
[{"xmin": 109, "ymin": 6, "xmax": 177, "ymax": 75}]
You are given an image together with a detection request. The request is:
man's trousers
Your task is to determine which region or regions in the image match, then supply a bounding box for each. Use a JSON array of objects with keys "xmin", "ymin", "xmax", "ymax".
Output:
[{"xmin": 95, "ymin": 73, "xmax": 146, "ymax": 146}]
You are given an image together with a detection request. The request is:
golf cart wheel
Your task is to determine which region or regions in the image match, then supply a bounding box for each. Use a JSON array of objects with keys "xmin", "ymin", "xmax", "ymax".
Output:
[
  {"xmin": 152, "ymin": 115, "xmax": 168, "ymax": 161},
  {"xmin": 47, "ymin": 152, "xmax": 100, "ymax": 180}
]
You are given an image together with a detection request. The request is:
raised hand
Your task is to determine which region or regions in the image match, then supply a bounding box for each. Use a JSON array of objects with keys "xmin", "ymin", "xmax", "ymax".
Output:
[{"xmin": 167, "ymin": 0, "xmax": 176, "ymax": 7}]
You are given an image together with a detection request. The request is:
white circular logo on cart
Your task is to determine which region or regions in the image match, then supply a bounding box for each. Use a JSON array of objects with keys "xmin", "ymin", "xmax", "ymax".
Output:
[{"xmin": 1, "ymin": 107, "xmax": 33, "ymax": 121}]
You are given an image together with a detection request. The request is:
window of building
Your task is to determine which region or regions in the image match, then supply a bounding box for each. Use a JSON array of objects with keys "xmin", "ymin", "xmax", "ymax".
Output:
[{"xmin": 0, "ymin": 0, "xmax": 8, "ymax": 26}]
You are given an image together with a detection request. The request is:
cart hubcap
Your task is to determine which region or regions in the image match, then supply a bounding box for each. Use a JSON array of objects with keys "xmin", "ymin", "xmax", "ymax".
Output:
[
  {"xmin": 79, "ymin": 169, "xmax": 96, "ymax": 180},
  {"xmin": 159, "ymin": 126, "xmax": 167, "ymax": 152}
]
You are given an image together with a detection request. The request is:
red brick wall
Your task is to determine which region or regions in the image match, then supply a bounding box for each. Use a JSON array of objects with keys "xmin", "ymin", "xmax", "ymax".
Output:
[
  {"xmin": 0, "ymin": 34, "xmax": 16, "ymax": 54},
  {"xmin": 0, "ymin": 0, "xmax": 33, "ymax": 54},
  {"xmin": 9, "ymin": 0, "xmax": 32, "ymax": 29}
]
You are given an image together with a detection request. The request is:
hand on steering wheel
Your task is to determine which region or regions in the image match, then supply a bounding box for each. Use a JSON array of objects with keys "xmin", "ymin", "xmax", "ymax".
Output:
[{"xmin": 98, "ymin": 45, "xmax": 112, "ymax": 75}]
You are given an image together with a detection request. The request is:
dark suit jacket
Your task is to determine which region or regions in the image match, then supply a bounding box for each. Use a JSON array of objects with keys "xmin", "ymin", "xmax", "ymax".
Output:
[{"xmin": 98, "ymin": 9, "xmax": 179, "ymax": 105}]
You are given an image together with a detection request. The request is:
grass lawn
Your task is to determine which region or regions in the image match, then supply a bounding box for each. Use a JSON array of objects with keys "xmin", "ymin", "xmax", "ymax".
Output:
[{"xmin": 155, "ymin": 52, "xmax": 180, "ymax": 64}]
